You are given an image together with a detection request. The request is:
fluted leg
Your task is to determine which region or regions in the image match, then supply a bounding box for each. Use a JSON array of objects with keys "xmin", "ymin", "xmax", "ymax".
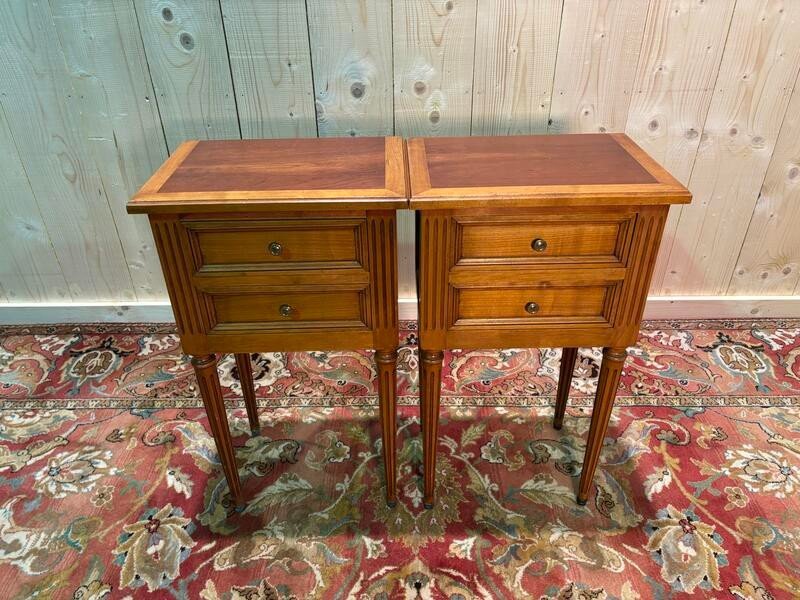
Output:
[
  {"xmin": 420, "ymin": 349, "xmax": 443, "ymax": 509},
  {"xmin": 577, "ymin": 347, "xmax": 627, "ymax": 505},
  {"xmin": 376, "ymin": 349, "xmax": 398, "ymax": 507},
  {"xmin": 554, "ymin": 347, "xmax": 578, "ymax": 430},
  {"xmin": 192, "ymin": 354, "xmax": 243, "ymax": 508},
  {"xmin": 235, "ymin": 353, "xmax": 259, "ymax": 435}
]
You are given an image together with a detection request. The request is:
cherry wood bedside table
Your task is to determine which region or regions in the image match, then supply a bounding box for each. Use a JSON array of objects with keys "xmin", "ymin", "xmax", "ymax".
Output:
[
  {"xmin": 127, "ymin": 137, "xmax": 407, "ymax": 509},
  {"xmin": 407, "ymin": 133, "xmax": 691, "ymax": 509}
]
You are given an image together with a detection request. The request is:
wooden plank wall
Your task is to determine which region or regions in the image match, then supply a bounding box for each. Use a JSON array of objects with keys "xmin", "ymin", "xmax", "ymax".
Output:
[{"xmin": 1, "ymin": 0, "xmax": 799, "ymax": 309}]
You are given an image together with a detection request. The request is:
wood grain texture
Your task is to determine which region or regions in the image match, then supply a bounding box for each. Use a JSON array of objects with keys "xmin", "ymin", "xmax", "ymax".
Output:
[
  {"xmin": 50, "ymin": 0, "xmax": 169, "ymax": 301},
  {"xmin": 472, "ymin": 0, "xmax": 562, "ymax": 135},
  {"xmin": 578, "ymin": 347, "xmax": 627, "ymax": 504},
  {"xmin": 625, "ymin": 0, "xmax": 736, "ymax": 294},
  {"xmin": 729, "ymin": 70, "xmax": 800, "ymax": 295},
  {"xmin": 548, "ymin": 0, "xmax": 650, "ymax": 134},
  {"xmin": 0, "ymin": 104, "xmax": 69, "ymax": 301},
  {"xmin": 234, "ymin": 353, "xmax": 259, "ymax": 434},
  {"xmin": 0, "ymin": 0, "xmax": 135, "ymax": 301},
  {"xmin": 407, "ymin": 134, "xmax": 690, "ymax": 207},
  {"xmin": 134, "ymin": 0, "xmax": 240, "ymax": 150},
  {"xmin": 553, "ymin": 347, "xmax": 578, "ymax": 430},
  {"xmin": 220, "ymin": 0, "xmax": 316, "ymax": 139},
  {"xmin": 307, "ymin": 0, "xmax": 393, "ymax": 137},
  {"xmin": 660, "ymin": 0, "xmax": 800, "ymax": 295},
  {"xmin": 393, "ymin": 0, "xmax": 478, "ymax": 136}
]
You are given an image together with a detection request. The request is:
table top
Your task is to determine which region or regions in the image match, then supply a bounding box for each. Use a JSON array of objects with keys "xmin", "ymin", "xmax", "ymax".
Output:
[
  {"xmin": 407, "ymin": 133, "xmax": 691, "ymax": 209},
  {"xmin": 128, "ymin": 137, "xmax": 407, "ymax": 214}
]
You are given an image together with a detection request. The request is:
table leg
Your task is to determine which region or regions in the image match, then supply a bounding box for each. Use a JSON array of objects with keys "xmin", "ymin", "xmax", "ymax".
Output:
[
  {"xmin": 376, "ymin": 349, "xmax": 398, "ymax": 507},
  {"xmin": 420, "ymin": 349, "xmax": 443, "ymax": 509},
  {"xmin": 192, "ymin": 354, "xmax": 244, "ymax": 509},
  {"xmin": 577, "ymin": 347, "xmax": 627, "ymax": 505},
  {"xmin": 553, "ymin": 347, "xmax": 578, "ymax": 430},
  {"xmin": 235, "ymin": 353, "xmax": 260, "ymax": 436}
]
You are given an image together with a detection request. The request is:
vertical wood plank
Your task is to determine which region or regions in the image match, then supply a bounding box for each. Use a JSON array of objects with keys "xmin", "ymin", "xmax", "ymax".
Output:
[
  {"xmin": 0, "ymin": 105, "xmax": 69, "ymax": 302},
  {"xmin": 625, "ymin": 0, "xmax": 736, "ymax": 293},
  {"xmin": 220, "ymin": 0, "xmax": 316, "ymax": 139},
  {"xmin": 472, "ymin": 0, "xmax": 562, "ymax": 135},
  {"xmin": 729, "ymin": 72, "xmax": 800, "ymax": 295},
  {"xmin": 660, "ymin": 0, "xmax": 800, "ymax": 295},
  {"xmin": 134, "ymin": 0, "xmax": 240, "ymax": 150},
  {"xmin": 548, "ymin": 0, "xmax": 650, "ymax": 134},
  {"xmin": 307, "ymin": 0, "xmax": 394, "ymax": 137},
  {"xmin": 0, "ymin": 1, "xmax": 136, "ymax": 301},
  {"xmin": 50, "ymin": 0, "xmax": 169, "ymax": 300},
  {"xmin": 393, "ymin": 0, "xmax": 478, "ymax": 136}
]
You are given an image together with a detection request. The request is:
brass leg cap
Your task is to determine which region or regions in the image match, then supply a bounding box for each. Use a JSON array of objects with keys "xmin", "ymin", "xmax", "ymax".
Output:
[
  {"xmin": 387, "ymin": 500, "xmax": 397, "ymax": 508},
  {"xmin": 576, "ymin": 497, "xmax": 587, "ymax": 506},
  {"xmin": 423, "ymin": 502, "xmax": 434, "ymax": 510}
]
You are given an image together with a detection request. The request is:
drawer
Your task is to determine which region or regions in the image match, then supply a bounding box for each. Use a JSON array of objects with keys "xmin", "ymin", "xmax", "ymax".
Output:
[
  {"xmin": 454, "ymin": 285, "xmax": 611, "ymax": 326},
  {"xmin": 184, "ymin": 219, "xmax": 363, "ymax": 270},
  {"xmin": 454, "ymin": 213, "xmax": 634, "ymax": 265},
  {"xmin": 211, "ymin": 290, "xmax": 366, "ymax": 329}
]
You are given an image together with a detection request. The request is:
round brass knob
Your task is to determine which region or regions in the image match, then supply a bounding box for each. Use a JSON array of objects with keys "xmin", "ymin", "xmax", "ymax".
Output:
[
  {"xmin": 279, "ymin": 304, "xmax": 293, "ymax": 317},
  {"xmin": 524, "ymin": 301, "xmax": 539, "ymax": 314},
  {"xmin": 531, "ymin": 238, "xmax": 547, "ymax": 252},
  {"xmin": 268, "ymin": 241, "xmax": 283, "ymax": 256}
]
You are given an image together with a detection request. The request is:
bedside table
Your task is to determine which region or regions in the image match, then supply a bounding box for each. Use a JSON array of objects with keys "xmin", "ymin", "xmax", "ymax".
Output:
[
  {"xmin": 407, "ymin": 133, "xmax": 691, "ymax": 508},
  {"xmin": 127, "ymin": 137, "xmax": 407, "ymax": 508}
]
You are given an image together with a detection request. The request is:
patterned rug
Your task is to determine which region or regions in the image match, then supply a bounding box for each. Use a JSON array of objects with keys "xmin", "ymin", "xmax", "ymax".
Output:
[{"xmin": 1, "ymin": 321, "xmax": 799, "ymax": 599}]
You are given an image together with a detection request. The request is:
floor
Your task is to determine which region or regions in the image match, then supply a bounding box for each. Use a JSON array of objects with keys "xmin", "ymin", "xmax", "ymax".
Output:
[{"xmin": 0, "ymin": 320, "xmax": 798, "ymax": 598}]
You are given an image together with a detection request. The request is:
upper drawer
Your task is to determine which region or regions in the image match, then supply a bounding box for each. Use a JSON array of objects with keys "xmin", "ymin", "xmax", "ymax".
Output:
[
  {"xmin": 184, "ymin": 219, "xmax": 364, "ymax": 271},
  {"xmin": 454, "ymin": 213, "xmax": 635, "ymax": 265}
]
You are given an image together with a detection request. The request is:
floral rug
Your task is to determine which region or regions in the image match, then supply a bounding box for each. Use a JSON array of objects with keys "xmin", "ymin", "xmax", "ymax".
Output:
[{"xmin": 1, "ymin": 321, "xmax": 799, "ymax": 599}]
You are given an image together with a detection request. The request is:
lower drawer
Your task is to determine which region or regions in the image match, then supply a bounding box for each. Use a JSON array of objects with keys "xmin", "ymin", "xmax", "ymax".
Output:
[
  {"xmin": 454, "ymin": 285, "xmax": 610, "ymax": 325},
  {"xmin": 211, "ymin": 290, "xmax": 366, "ymax": 329}
]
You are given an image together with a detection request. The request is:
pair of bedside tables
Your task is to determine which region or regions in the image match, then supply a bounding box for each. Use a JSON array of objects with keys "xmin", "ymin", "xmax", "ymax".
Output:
[{"xmin": 128, "ymin": 134, "xmax": 690, "ymax": 510}]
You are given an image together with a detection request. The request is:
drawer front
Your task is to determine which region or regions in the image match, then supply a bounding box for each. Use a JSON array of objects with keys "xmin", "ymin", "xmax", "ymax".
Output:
[
  {"xmin": 454, "ymin": 285, "xmax": 611, "ymax": 326},
  {"xmin": 211, "ymin": 290, "xmax": 366, "ymax": 328},
  {"xmin": 185, "ymin": 219, "xmax": 363, "ymax": 270},
  {"xmin": 455, "ymin": 214, "xmax": 634, "ymax": 264}
]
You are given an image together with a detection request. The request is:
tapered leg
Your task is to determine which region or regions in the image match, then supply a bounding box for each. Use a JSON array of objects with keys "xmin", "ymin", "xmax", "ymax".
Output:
[
  {"xmin": 577, "ymin": 347, "xmax": 627, "ymax": 505},
  {"xmin": 375, "ymin": 349, "xmax": 398, "ymax": 507},
  {"xmin": 554, "ymin": 347, "xmax": 578, "ymax": 430},
  {"xmin": 420, "ymin": 349, "xmax": 444, "ymax": 509},
  {"xmin": 192, "ymin": 354, "xmax": 243, "ymax": 508},
  {"xmin": 235, "ymin": 353, "xmax": 259, "ymax": 435}
]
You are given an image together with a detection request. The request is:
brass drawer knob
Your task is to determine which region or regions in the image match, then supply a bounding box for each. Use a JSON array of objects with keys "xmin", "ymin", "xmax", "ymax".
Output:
[
  {"xmin": 524, "ymin": 301, "xmax": 539, "ymax": 314},
  {"xmin": 268, "ymin": 241, "xmax": 283, "ymax": 256},
  {"xmin": 279, "ymin": 304, "xmax": 293, "ymax": 317},
  {"xmin": 531, "ymin": 238, "xmax": 547, "ymax": 252}
]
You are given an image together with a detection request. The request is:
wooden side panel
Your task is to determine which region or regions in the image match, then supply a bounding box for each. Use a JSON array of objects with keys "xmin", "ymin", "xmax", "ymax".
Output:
[
  {"xmin": 367, "ymin": 212, "xmax": 399, "ymax": 348},
  {"xmin": 0, "ymin": 105, "xmax": 68, "ymax": 301},
  {"xmin": 307, "ymin": 0, "xmax": 394, "ymax": 137},
  {"xmin": 472, "ymin": 0, "xmax": 562, "ymax": 135},
  {"xmin": 730, "ymin": 71, "xmax": 800, "ymax": 295},
  {"xmin": 149, "ymin": 218, "xmax": 210, "ymax": 336},
  {"xmin": 418, "ymin": 213, "xmax": 455, "ymax": 348},
  {"xmin": 50, "ymin": 0, "xmax": 169, "ymax": 300},
  {"xmin": 220, "ymin": 0, "xmax": 316, "ymax": 139},
  {"xmin": 660, "ymin": 0, "xmax": 800, "ymax": 295},
  {"xmin": 392, "ymin": 0, "xmax": 478, "ymax": 136},
  {"xmin": 0, "ymin": 1, "xmax": 135, "ymax": 301},
  {"xmin": 134, "ymin": 0, "xmax": 240, "ymax": 150},
  {"xmin": 625, "ymin": 0, "xmax": 736, "ymax": 293},
  {"xmin": 612, "ymin": 206, "xmax": 668, "ymax": 342},
  {"xmin": 548, "ymin": 0, "xmax": 650, "ymax": 134}
]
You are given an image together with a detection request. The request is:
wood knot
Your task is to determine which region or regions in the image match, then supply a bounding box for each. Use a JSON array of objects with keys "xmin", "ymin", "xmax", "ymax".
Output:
[
  {"xmin": 161, "ymin": 6, "xmax": 173, "ymax": 22},
  {"xmin": 648, "ymin": 119, "xmax": 658, "ymax": 131},
  {"xmin": 685, "ymin": 128, "xmax": 698, "ymax": 140},
  {"xmin": 429, "ymin": 110, "xmax": 441, "ymax": 124},
  {"xmin": 413, "ymin": 81, "xmax": 426, "ymax": 95},
  {"xmin": 788, "ymin": 166, "xmax": 799, "ymax": 180},
  {"xmin": 179, "ymin": 32, "xmax": 194, "ymax": 51},
  {"xmin": 350, "ymin": 82, "xmax": 365, "ymax": 99}
]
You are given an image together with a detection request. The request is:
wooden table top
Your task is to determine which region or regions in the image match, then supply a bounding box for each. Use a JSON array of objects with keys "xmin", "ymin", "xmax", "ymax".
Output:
[
  {"xmin": 128, "ymin": 137, "xmax": 407, "ymax": 214},
  {"xmin": 407, "ymin": 133, "xmax": 691, "ymax": 209}
]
